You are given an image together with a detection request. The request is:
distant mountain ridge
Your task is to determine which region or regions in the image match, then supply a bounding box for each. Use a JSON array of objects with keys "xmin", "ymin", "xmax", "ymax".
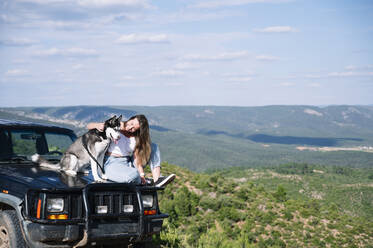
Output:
[
  {"xmin": 1, "ymin": 105, "xmax": 373, "ymax": 171},
  {"xmin": 3, "ymin": 105, "xmax": 373, "ymax": 134},
  {"xmin": 29, "ymin": 106, "xmax": 136, "ymax": 125}
]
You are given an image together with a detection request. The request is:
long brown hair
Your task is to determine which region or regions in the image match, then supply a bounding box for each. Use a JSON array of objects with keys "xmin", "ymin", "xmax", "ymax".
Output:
[{"xmin": 126, "ymin": 114, "xmax": 151, "ymax": 166}]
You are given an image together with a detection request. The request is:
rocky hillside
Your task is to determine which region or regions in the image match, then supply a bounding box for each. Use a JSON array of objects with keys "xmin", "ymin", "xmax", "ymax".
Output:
[{"xmin": 155, "ymin": 163, "xmax": 373, "ymax": 247}]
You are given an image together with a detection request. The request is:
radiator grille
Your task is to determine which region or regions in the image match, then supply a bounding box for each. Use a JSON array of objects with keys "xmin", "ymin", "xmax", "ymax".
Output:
[
  {"xmin": 89, "ymin": 191, "xmax": 139, "ymax": 217},
  {"xmin": 69, "ymin": 194, "xmax": 84, "ymax": 219}
]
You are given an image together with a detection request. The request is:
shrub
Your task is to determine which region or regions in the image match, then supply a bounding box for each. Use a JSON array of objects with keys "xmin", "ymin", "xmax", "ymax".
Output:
[
  {"xmin": 197, "ymin": 228, "xmax": 225, "ymax": 248},
  {"xmin": 284, "ymin": 209, "xmax": 293, "ymax": 221},
  {"xmin": 273, "ymin": 185, "xmax": 287, "ymax": 202},
  {"xmin": 158, "ymin": 221, "xmax": 181, "ymax": 247},
  {"xmin": 217, "ymin": 207, "xmax": 242, "ymax": 222}
]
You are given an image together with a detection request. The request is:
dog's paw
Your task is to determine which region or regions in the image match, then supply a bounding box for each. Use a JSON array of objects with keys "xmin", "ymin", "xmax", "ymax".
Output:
[
  {"xmin": 82, "ymin": 169, "xmax": 90, "ymax": 175},
  {"xmin": 94, "ymin": 178, "xmax": 105, "ymax": 183},
  {"xmin": 65, "ymin": 170, "xmax": 77, "ymax": 176},
  {"xmin": 31, "ymin": 154, "xmax": 40, "ymax": 163}
]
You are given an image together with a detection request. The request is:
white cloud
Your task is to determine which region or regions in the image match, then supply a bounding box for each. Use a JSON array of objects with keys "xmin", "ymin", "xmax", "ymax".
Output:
[
  {"xmin": 0, "ymin": 14, "xmax": 13, "ymax": 23},
  {"xmin": 114, "ymin": 82, "xmax": 151, "ymax": 87},
  {"xmin": 226, "ymin": 77, "xmax": 252, "ymax": 82},
  {"xmin": 308, "ymin": 83, "xmax": 321, "ymax": 87},
  {"xmin": 328, "ymin": 72, "xmax": 355, "ymax": 77},
  {"xmin": 10, "ymin": 0, "xmax": 152, "ymax": 30},
  {"xmin": 22, "ymin": 18, "xmax": 119, "ymax": 30},
  {"xmin": 304, "ymin": 70, "xmax": 373, "ymax": 79},
  {"xmin": 115, "ymin": 34, "xmax": 169, "ymax": 44},
  {"xmin": 5, "ymin": 69, "xmax": 29, "ymax": 76},
  {"xmin": 190, "ymin": 0, "xmax": 292, "ymax": 9},
  {"xmin": 34, "ymin": 47, "xmax": 99, "ymax": 57},
  {"xmin": 163, "ymin": 82, "xmax": 184, "ymax": 86},
  {"xmin": 256, "ymin": 55, "xmax": 279, "ymax": 61},
  {"xmin": 328, "ymin": 71, "xmax": 373, "ymax": 77},
  {"xmin": 77, "ymin": 0, "xmax": 151, "ymax": 8},
  {"xmin": 344, "ymin": 65, "xmax": 373, "ymax": 71},
  {"xmin": 15, "ymin": 0, "xmax": 68, "ymax": 4},
  {"xmin": 15, "ymin": 0, "xmax": 151, "ymax": 8},
  {"xmin": 0, "ymin": 38, "xmax": 38, "ymax": 46},
  {"xmin": 153, "ymin": 70, "xmax": 184, "ymax": 76},
  {"xmin": 42, "ymin": 20, "xmax": 93, "ymax": 29},
  {"xmin": 279, "ymin": 82, "xmax": 295, "ymax": 87},
  {"xmin": 121, "ymin": 76, "xmax": 136, "ymax": 80},
  {"xmin": 0, "ymin": 15, "xmax": 5, "ymax": 22},
  {"xmin": 222, "ymin": 72, "xmax": 254, "ymax": 76},
  {"xmin": 72, "ymin": 64, "xmax": 85, "ymax": 70},
  {"xmin": 183, "ymin": 51, "xmax": 249, "ymax": 61},
  {"xmin": 12, "ymin": 59, "xmax": 28, "ymax": 64},
  {"xmin": 344, "ymin": 65, "xmax": 358, "ymax": 70},
  {"xmin": 173, "ymin": 62, "xmax": 197, "ymax": 70},
  {"xmin": 99, "ymin": 12, "xmax": 144, "ymax": 24},
  {"xmin": 253, "ymin": 26, "xmax": 297, "ymax": 33},
  {"xmin": 222, "ymin": 72, "xmax": 255, "ymax": 82},
  {"xmin": 305, "ymin": 74, "xmax": 323, "ymax": 79},
  {"xmin": 146, "ymin": 9, "xmax": 243, "ymax": 25}
]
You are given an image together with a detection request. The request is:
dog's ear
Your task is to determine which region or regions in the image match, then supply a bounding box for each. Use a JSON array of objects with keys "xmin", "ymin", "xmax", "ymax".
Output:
[
  {"xmin": 117, "ymin": 115, "xmax": 122, "ymax": 122},
  {"xmin": 104, "ymin": 115, "xmax": 116, "ymax": 125}
]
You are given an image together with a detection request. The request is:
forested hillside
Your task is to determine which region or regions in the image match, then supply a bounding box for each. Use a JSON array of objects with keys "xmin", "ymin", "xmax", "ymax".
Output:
[{"xmin": 155, "ymin": 163, "xmax": 373, "ymax": 247}]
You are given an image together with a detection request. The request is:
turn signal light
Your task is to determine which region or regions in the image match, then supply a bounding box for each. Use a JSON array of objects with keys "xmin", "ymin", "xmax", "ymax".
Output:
[
  {"xmin": 36, "ymin": 199, "xmax": 42, "ymax": 219},
  {"xmin": 144, "ymin": 210, "xmax": 156, "ymax": 215},
  {"xmin": 47, "ymin": 214, "xmax": 68, "ymax": 220}
]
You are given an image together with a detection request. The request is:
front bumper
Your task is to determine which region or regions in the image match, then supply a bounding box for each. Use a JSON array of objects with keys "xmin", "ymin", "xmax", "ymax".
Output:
[
  {"xmin": 24, "ymin": 214, "xmax": 167, "ymax": 247},
  {"xmin": 23, "ymin": 183, "xmax": 168, "ymax": 247},
  {"xmin": 27, "ymin": 222, "xmax": 81, "ymax": 243}
]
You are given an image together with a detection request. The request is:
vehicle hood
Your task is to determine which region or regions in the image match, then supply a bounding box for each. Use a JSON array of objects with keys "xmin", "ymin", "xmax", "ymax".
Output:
[{"xmin": 0, "ymin": 163, "xmax": 94, "ymax": 192}]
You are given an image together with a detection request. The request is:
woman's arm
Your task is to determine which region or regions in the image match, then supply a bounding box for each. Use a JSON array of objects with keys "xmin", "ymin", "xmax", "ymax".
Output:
[
  {"xmin": 87, "ymin": 121, "xmax": 126, "ymax": 132},
  {"xmin": 120, "ymin": 121, "xmax": 126, "ymax": 132},
  {"xmin": 87, "ymin": 122, "xmax": 104, "ymax": 131},
  {"xmin": 133, "ymin": 153, "xmax": 146, "ymax": 184}
]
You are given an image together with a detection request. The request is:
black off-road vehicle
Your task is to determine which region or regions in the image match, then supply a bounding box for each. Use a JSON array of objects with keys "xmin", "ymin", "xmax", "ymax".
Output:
[{"xmin": 0, "ymin": 119, "xmax": 168, "ymax": 247}]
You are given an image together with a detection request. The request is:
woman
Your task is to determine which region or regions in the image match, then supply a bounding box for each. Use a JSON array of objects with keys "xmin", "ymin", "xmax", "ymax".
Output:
[{"xmin": 87, "ymin": 114, "xmax": 175, "ymax": 186}]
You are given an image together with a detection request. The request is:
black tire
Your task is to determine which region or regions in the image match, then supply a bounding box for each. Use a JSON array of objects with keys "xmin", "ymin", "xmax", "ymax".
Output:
[{"xmin": 0, "ymin": 210, "xmax": 27, "ymax": 248}]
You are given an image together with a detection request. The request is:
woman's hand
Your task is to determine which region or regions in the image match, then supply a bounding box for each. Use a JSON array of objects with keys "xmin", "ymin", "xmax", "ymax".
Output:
[
  {"xmin": 140, "ymin": 173, "xmax": 146, "ymax": 184},
  {"xmin": 96, "ymin": 123, "xmax": 104, "ymax": 132}
]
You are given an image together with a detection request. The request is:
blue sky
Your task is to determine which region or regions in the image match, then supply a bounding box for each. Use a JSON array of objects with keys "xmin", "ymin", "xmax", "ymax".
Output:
[{"xmin": 1, "ymin": 0, "xmax": 372, "ymax": 107}]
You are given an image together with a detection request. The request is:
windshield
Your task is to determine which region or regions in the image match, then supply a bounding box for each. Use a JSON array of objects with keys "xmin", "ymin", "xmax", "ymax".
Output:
[{"xmin": 0, "ymin": 128, "xmax": 75, "ymax": 160}]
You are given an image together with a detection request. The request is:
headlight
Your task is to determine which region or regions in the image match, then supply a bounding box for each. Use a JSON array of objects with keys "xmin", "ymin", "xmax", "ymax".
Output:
[
  {"xmin": 123, "ymin": 205, "xmax": 134, "ymax": 213},
  {"xmin": 96, "ymin": 205, "xmax": 108, "ymax": 214},
  {"xmin": 47, "ymin": 198, "xmax": 64, "ymax": 212},
  {"xmin": 142, "ymin": 195, "xmax": 154, "ymax": 208}
]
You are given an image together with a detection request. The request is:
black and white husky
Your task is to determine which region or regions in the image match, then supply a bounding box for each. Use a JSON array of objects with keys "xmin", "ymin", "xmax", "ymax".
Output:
[{"xmin": 32, "ymin": 115, "xmax": 122, "ymax": 182}]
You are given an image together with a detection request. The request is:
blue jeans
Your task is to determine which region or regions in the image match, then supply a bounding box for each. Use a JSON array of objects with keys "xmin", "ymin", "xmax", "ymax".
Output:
[
  {"xmin": 102, "ymin": 143, "xmax": 161, "ymax": 183},
  {"xmin": 103, "ymin": 156, "xmax": 140, "ymax": 183},
  {"xmin": 148, "ymin": 143, "xmax": 161, "ymax": 171}
]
